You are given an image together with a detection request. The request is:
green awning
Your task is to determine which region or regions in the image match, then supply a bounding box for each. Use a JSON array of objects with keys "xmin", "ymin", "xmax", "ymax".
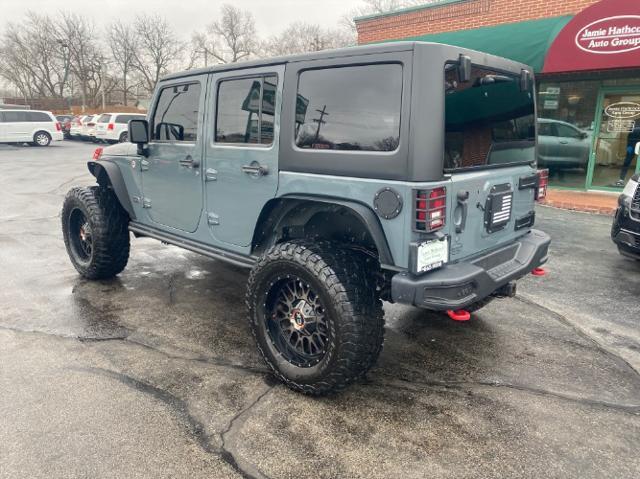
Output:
[{"xmin": 400, "ymin": 16, "xmax": 573, "ymax": 72}]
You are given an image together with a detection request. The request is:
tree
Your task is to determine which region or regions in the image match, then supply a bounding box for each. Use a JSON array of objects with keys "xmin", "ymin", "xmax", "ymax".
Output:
[
  {"xmin": 131, "ymin": 14, "xmax": 182, "ymax": 94},
  {"xmin": 58, "ymin": 12, "xmax": 104, "ymax": 108},
  {"xmin": 192, "ymin": 4, "xmax": 257, "ymax": 67},
  {"xmin": 107, "ymin": 21, "xmax": 138, "ymax": 106},
  {"xmin": 0, "ymin": 12, "xmax": 70, "ymax": 99},
  {"xmin": 263, "ymin": 22, "xmax": 354, "ymax": 57}
]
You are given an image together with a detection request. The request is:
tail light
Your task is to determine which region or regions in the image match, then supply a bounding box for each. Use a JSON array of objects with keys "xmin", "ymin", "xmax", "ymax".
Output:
[
  {"xmin": 415, "ymin": 187, "xmax": 447, "ymax": 232},
  {"xmin": 92, "ymin": 147, "xmax": 103, "ymax": 161},
  {"xmin": 55, "ymin": 122, "xmax": 61, "ymax": 131},
  {"xmin": 536, "ymin": 169, "xmax": 549, "ymax": 201},
  {"xmin": 107, "ymin": 123, "xmax": 115, "ymax": 130}
]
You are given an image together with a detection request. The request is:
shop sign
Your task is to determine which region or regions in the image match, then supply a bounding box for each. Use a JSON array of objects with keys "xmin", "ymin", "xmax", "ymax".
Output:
[
  {"xmin": 576, "ymin": 16, "xmax": 640, "ymax": 54},
  {"xmin": 607, "ymin": 119, "xmax": 635, "ymax": 133},
  {"xmin": 545, "ymin": 87, "xmax": 561, "ymax": 95},
  {"xmin": 543, "ymin": 100, "xmax": 559, "ymax": 110},
  {"xmin": 543, "ymin": 0, "xmax": 640, "ymax": 74},
  {"xmin": 604, "ymin": 102, "xmax": 640, "ymax": 119}
]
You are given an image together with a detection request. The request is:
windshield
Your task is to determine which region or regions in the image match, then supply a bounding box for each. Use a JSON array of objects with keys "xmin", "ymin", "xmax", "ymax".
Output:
[{"xmin": 444, "ymin": 64, "xmax": 536, "ymax": 171}]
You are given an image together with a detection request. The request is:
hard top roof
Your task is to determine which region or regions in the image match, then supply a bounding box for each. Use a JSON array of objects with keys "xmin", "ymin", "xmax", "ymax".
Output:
[
  {"xmin": 161, "ymin": 41, "xmax": 419, "ymax": 82},
  {"xmin": 160, "ymin": 41, "xmax": 532, "ymax": 83}
]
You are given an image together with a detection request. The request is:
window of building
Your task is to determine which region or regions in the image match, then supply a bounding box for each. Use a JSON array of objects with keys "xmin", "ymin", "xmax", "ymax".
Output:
[
  {"xmin": 537, "ymin": 79, "xmax": 599, "ymax": 188},
  {"xmin": 295, "ymin": 64, "xmax": 402, "ymax": 152},
  {"xmin": 215, "ymin": 75, "xmax": 277, "ymax": 145},
  {"xmin": 152, "ymin": 83, "xmax": 201, "ymax": 142}
]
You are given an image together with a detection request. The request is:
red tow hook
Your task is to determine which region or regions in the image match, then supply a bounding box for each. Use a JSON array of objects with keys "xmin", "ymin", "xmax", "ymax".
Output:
[
  {"xmin": 531, "ymin": 267, "xmax": 547, "ymax": 277},
  {"xmin": 447, "ymin": 309, "xmax": 471, "ymax": 322}
]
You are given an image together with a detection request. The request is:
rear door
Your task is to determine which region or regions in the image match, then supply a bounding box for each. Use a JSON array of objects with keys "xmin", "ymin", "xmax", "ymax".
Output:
[
  {"xmin": 204, "ymin": 66, "xmax": 283, "ymax": 247},
  {"xmin": 141, "ymin": 76, "xmax": 206, "ymax": 233},
  {"xmin": 444, "ymin": 64, "xmax": 538, "ymax": 262}
]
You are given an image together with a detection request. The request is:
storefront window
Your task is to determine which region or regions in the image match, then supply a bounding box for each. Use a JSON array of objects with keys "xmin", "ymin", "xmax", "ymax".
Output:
[{"xmin": 537, "ymin": 80, "xmax": 599, "ymax": 188}]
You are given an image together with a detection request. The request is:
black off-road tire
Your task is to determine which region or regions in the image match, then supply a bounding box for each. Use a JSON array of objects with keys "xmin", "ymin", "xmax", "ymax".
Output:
[
  {"xmin": 247, "ymin": 241, "xmax": 385, "ymax": 395},
  {"xmin": 61, "ymin": 186, "xmax": 130, "ymax": 280}
]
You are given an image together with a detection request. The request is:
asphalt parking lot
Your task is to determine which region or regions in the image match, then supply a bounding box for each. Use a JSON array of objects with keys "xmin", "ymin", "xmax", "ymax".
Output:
[{"xmin": 1, "ymin": 141, "xmax": 639, "ymax": 479}]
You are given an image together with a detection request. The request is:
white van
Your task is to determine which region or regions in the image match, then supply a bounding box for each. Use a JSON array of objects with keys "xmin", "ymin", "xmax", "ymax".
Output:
[
  {"xmin": 95, "ymin": 113, "xmax": 147, "ymax": 143},
  {"xmin": 0, "ymin": 110, "xmax": 64, "ymax": 146}
]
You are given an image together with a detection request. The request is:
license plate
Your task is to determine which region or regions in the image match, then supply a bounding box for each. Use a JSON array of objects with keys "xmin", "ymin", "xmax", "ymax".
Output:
[{"xmin": 417, "ymin": 237, "xmax": 449, "ymax": 273}]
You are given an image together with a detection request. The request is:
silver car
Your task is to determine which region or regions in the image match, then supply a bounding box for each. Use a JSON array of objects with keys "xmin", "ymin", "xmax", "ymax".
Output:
[{"xmin": 538, "ymin": 118, "xmax": 591, "ymax": 170}]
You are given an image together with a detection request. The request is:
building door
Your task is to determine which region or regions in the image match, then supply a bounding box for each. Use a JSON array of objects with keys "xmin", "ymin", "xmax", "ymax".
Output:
[{"xmin": 589, "ymin": 90, "xmax": 640, "ymax": 189}]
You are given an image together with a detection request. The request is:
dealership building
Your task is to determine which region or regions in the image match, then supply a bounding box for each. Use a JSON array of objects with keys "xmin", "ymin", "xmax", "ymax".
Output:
[{"xmin": 356, "ymin": 0, "xmax": 640, "ymax": 191}]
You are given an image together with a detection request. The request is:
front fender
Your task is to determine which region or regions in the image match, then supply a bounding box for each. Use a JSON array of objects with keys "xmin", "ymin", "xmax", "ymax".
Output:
[{"xmin": 87, "ymin": 160, "xmax": 136, "ymax": 220}]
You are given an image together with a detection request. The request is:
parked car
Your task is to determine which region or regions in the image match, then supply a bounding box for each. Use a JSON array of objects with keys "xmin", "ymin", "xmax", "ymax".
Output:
[
  {"xmin": 538, "ymin": 118, "xmax": 591, "ymax": 171},
  {"xmin": 56, "ymin": 115, "xmax": 74, "ymax": 139},
  {"xmin": 0, "ymin": 109, "xmax": 63, "ymax": 146},
  {"xmin": 81, "ymin": 114, "xmax": 100, "ymax": 141},
  {"xmin": 95, "ymin": 112, "xmax": 146, "ymax": 144},
  {"xmin": 69, "ymin": 115, "xmax": 87, "ymax": 139},
  {"xmin": 61, "ymin": 42, "xmax": 550, "ymax": 395},
  {"xmin": 612, "ymin": 157, "xmax": 640, "ymax": 260}
]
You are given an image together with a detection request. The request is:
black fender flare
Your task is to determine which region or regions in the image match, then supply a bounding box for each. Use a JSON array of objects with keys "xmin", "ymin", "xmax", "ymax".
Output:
[
  {"xmin": 87, "ymin": 160, "xmax": 136, "ymax": 220},
  {"xmin": 256, "ymin": 194, "xmax": 394, "ymax": 267}
]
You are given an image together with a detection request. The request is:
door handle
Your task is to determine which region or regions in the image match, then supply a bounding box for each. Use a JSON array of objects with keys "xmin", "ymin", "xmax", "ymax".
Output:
[
  {"xmin": 241, "ymin": 164, "xmax": 269, "ymax": 177},
  {"xmin": 559, "ymin": 140, "xmax": 569, "ymax": 145},
  {"xmin": 179, "ymin": 155, "xmax": 200, "ymax": 168}
]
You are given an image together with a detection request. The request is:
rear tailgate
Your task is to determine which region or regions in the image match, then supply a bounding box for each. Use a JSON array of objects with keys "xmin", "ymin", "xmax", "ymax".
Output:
[
  {"xmin": 448, "ymin": 165, "xmax": 537, "ymax": 262},
  {"xmin": 444, "ymin": 62, "xmax": 538, "ymax": 262}
]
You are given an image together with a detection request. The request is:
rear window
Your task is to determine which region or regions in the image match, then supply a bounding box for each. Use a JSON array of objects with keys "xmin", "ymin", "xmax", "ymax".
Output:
[
  {"xmin": 115, "ymin": 114, "xmax": 144, "ymax": 124},
  {"xmin": 295, "ymin": 64, "xmax": 402, "ymax": 152},
  {"xmin": 98, "ymin": 114, "xmax": 112, "ymax": 123},
  {"xmin": 444, "ymin": 64, "xmax": 536, "ymax": 171},
  {"xmin": 215, "ymin": 75, "xmax": 277, "ymax": 145}
]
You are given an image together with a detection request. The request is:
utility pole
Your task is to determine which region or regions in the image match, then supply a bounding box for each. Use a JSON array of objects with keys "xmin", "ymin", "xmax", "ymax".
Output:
[{"xmin": 313, "ymin": 105, "xmax": 329, "ymax": 143}]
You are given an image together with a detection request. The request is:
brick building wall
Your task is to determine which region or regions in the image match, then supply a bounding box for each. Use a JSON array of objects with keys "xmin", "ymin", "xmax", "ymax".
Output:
[{"xmin": 356, "ymin": 0, "xmax": 599, "ymax": 44}]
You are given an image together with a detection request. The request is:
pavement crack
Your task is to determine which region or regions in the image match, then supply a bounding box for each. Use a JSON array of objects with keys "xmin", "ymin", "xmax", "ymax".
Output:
[
  {"xmin": 72, "ymin": 367, "xmax": 216, "ymax": 453},
  {"xmin": 378, "ymin": 374, "xmax": 640, "ymax": 415},
  {"xmin": 220, "ymin": 386, "xmax": 275, "ymax": 479},
  {"xmin": 123, "ymin": 337, "xmax": 270, "ymax": 376},
  {"xmin": 0, "ymin": 324, "xmax": 128, "ymax": 342},
  {"xmin": 515, "ymin": 295, "xmax": 640, "ymax": 381}
]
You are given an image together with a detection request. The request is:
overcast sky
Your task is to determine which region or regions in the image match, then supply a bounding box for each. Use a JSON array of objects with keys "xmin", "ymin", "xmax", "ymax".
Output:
[{"xmin": 2, "ymin": 0, "xmax": 365, "ymax": 36}]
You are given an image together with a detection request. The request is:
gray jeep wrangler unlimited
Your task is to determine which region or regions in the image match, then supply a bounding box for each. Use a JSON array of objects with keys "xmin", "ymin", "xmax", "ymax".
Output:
[{"xmin": 62, "ymin": 42, "xmax": 550, "ymax": 395}]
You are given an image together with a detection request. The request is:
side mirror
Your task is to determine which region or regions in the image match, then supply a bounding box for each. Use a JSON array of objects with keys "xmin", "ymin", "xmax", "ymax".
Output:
[
  {"xmin": 635, "ymin": 142, "xmax": 640, "ymax": 156},
  {"xmin": 458, "ymin": 54, "xmax": 471, "ymax": 83},
  {"xmin": 129, "ymin": 119, "xmax": 149, "ymax": 157},
  {"xmin": 520, "ymin": 69, "xmax": 532, "ymax": 92}
]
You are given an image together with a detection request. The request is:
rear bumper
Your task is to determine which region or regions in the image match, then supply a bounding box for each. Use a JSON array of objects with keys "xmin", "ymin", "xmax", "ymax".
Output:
[{"xmin": 391, "ymin": 229, "xmax": 551, "ymax": 311}]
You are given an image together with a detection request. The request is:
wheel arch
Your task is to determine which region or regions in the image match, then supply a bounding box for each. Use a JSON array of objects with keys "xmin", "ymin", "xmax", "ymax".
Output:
[
  {"xmin": 251, "ymin": 195, "xmax": 394, "ymax": 267},
  {"xmin": 87, "ymin": 160, "xmax": 136, "ymax": 220}
]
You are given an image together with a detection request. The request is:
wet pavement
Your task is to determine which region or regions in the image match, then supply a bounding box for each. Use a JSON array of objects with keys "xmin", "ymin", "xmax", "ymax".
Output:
[{"xmin": 1, "ymin": 141, "xmax": 639, "ymax": 479}]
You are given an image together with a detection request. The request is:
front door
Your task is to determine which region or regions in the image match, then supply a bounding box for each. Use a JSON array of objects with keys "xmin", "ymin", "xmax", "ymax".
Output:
[
  {"xmin": 204, "ymin": 66, "xmax": 284, "ymax": 247},
  {"xmin": 591, "ymin": 92, "xmax": 640, "ymax": 189},
  {"xmin": 141, "ymin": 76, "xmax": 207, "ymax": 233}
]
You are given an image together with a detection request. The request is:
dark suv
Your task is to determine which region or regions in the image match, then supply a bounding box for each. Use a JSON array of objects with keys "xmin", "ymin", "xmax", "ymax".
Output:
[
  {"xmin": 612, "ymin": 173, "xmax": 640, "ymax": 260},
  {"xmin": 61, "ymin": 42, "xmax": 550, "ymax": 395}
]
